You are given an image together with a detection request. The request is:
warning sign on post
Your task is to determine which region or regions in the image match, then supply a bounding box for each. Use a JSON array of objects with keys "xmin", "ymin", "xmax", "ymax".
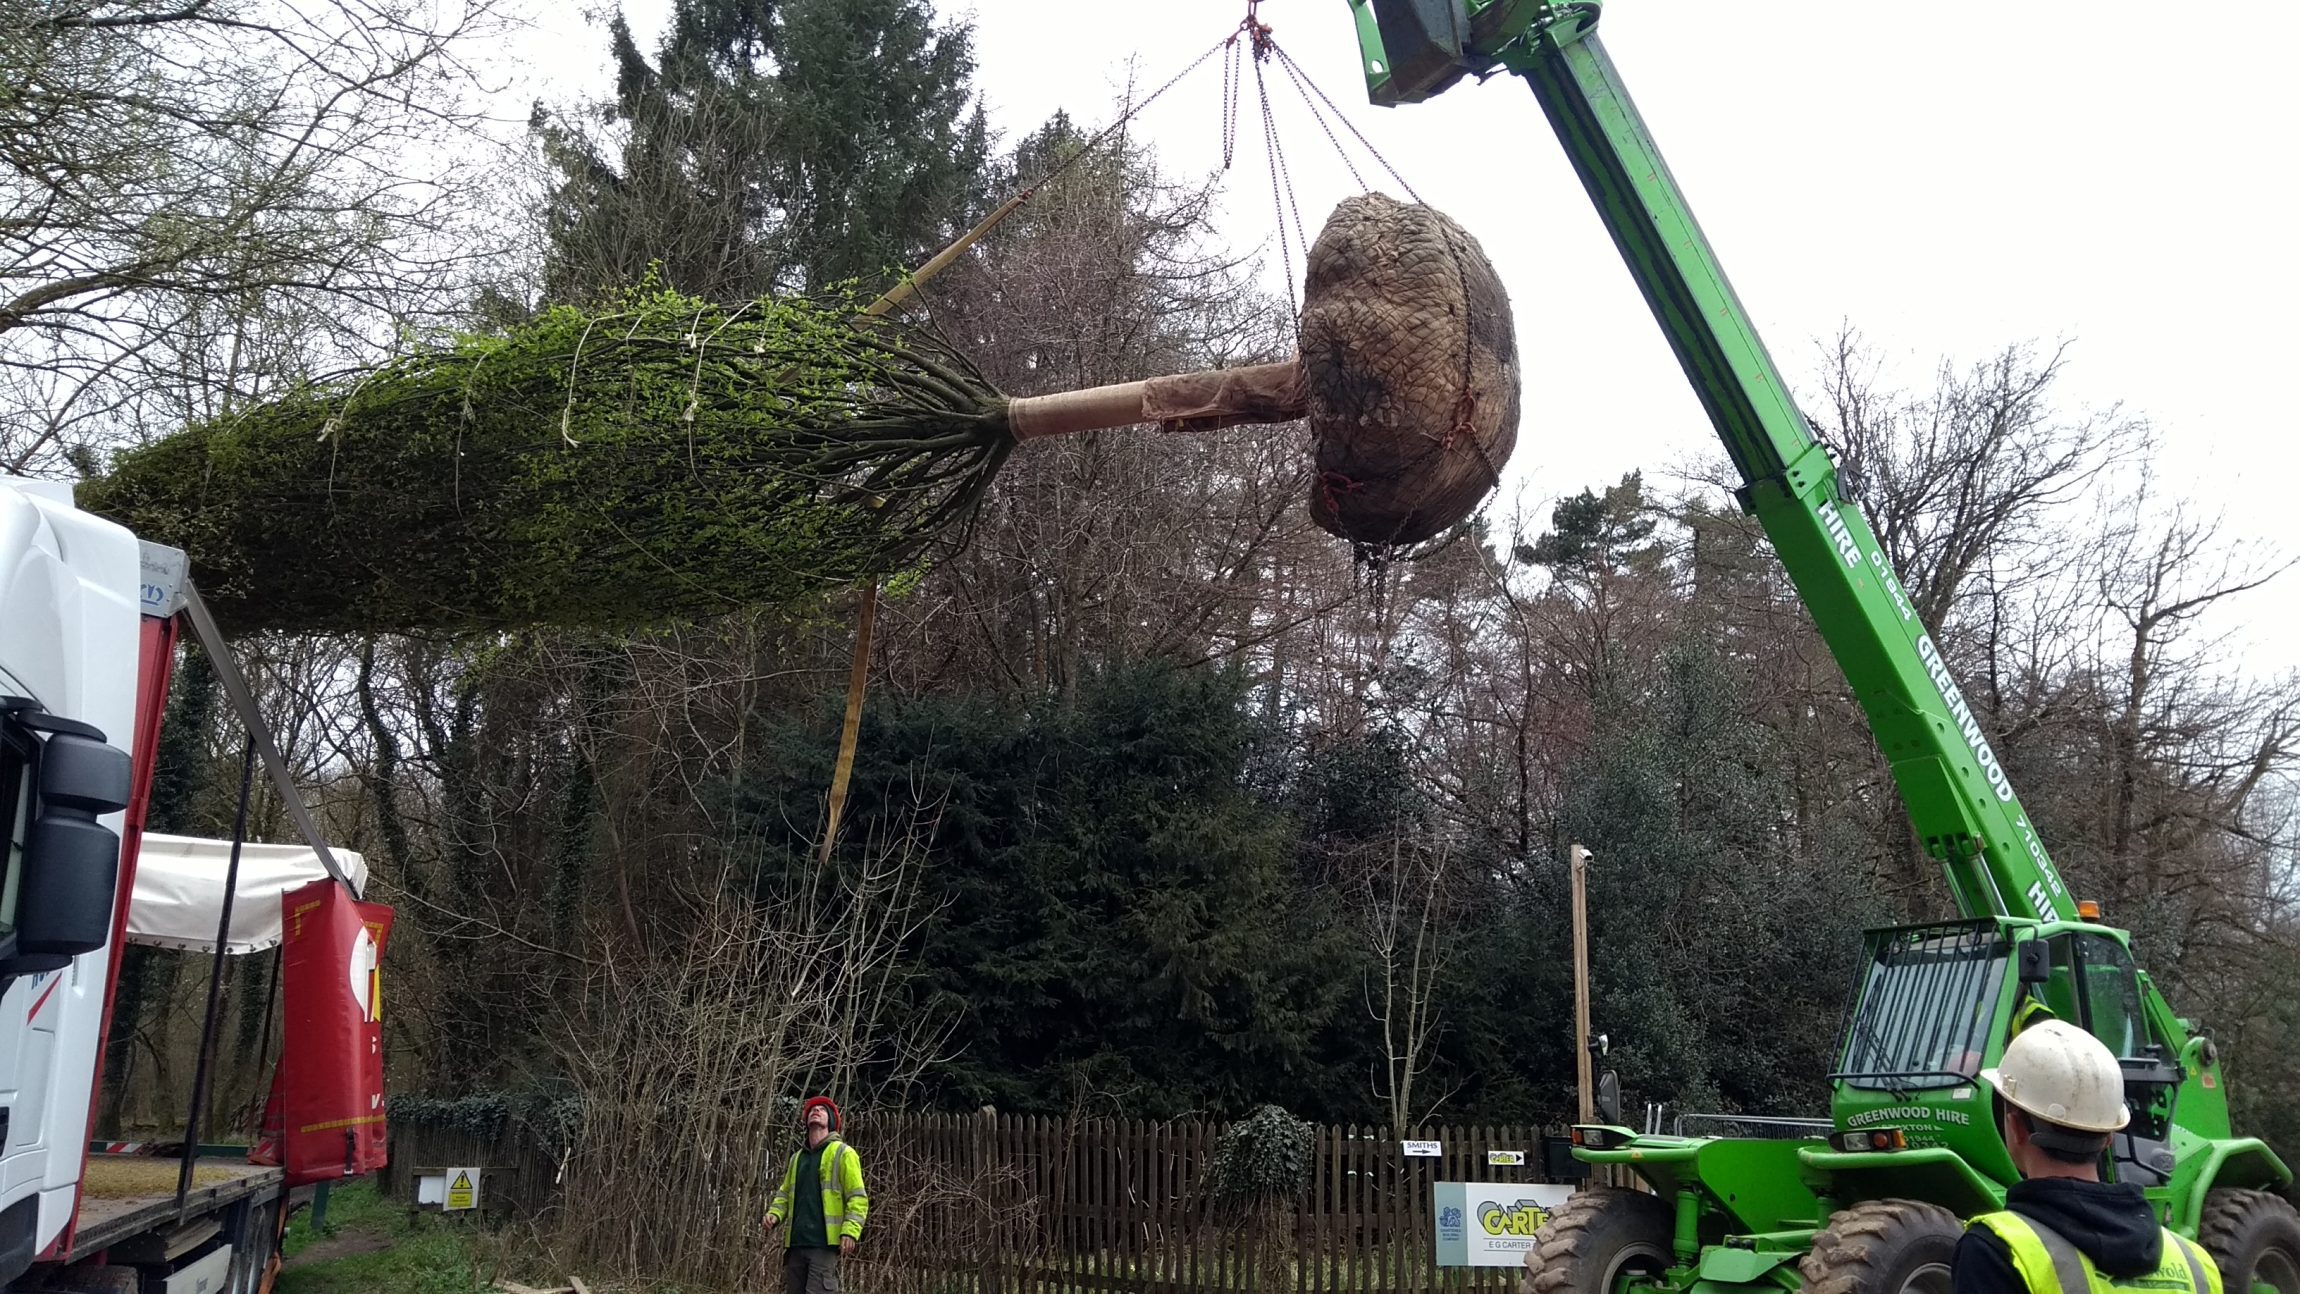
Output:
[{"xmin": 444, "ymin": 1168, "xmax": 479, "ymax": 1212}]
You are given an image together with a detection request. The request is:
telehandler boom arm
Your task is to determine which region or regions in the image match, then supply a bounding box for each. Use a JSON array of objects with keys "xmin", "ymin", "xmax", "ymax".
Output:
[{"xmin": 1348, "ymin": 0, "xmax": 2071, "ymax": 922}]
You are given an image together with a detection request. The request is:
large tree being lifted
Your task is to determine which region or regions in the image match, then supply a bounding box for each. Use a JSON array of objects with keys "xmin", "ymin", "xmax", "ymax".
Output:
[{"xmin": 81, "ymin": 195, "xmax": 1517, "ymax": 635}]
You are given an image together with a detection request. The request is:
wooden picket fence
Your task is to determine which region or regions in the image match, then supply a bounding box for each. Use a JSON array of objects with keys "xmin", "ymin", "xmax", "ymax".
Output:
[
  {"xmin": 380, "ymin": 1110, "xmax": 1578, "ymax": 1292},
  {"xmin": 847, "ymin": 1115, "xmax": 1574, "ymax": 1294},
  {"xmin": 381, "ymin": 1116, "xmax": 562, "ymax": 1219}
]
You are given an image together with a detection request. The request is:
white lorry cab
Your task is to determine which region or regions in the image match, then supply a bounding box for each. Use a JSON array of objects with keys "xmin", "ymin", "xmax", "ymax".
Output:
[{"xmin": 0, "ymin": 477, "xmax": 379, "ymax": 1293}]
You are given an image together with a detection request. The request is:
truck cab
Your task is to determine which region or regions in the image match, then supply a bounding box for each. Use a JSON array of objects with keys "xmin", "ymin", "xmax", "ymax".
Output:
[{"xmin": 0, "ymin": 477, "xmax": 150, "ymax": 1283}]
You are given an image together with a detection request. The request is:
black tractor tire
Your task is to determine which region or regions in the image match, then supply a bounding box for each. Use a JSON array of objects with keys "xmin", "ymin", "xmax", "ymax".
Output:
[
  {"xmin": 1799, "ymin": 1199, "xmax": 1963, "ymax": 1294},
  {"xmin": 2199, "ymin": 1188, "xmax": 2300, "ymax": 1294},
  {"xmin": 1522, "ymin": 1187, "xmax": 1675, "ymax": 1294}
]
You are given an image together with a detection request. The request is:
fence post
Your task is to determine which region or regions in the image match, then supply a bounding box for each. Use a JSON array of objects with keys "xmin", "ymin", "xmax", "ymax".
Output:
[
  {"xmin": 979, "ymin": 1109, "xmax": 999, "ymax": 1294},
  {"xmin": 1351, "ymin": 1125, "xmax": 1368, "ymax": 1294}
]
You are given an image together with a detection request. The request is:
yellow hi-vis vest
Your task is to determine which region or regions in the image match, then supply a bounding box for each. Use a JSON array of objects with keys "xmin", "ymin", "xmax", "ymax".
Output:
[
  {"xmin": 766, "ymin": 1136, "xmax": 870, "ymax": 1246},
  {"xmin": 1971, "ymin": 1212, "xmax": 2222, "ymax": 1294}
]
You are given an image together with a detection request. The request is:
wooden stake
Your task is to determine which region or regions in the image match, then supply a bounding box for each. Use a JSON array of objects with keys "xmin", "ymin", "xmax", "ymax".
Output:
[
  {"xmin": 817, "ymin": 583, "xmax": 878, "ymax": 869},
  {"xmin": 856, "ymin": 194, "xmax": 1030, "ymax": 321}
]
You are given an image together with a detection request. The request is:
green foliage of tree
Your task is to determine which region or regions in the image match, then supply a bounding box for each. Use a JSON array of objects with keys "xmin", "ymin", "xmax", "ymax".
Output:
[
  {"xmin": 2219, "ymin": 920, "xmax": 2300, "ymax": 1171},
  {"xmin": 1296, "ymin": 724, "xmax": 1422, "ymax": 846},
  {"xmin": 727, "ymin": 663, "xmax": 1365, "ymax": 1119},
  {"xmin": 1422, "ymin": 906, "xmax": 1575, "ymax": 1123},
  {"xmin": 1555, "ymin": 641, "xmax": 1888, "ymax": 1116},
  {"xmin": 80, "ymin": 286, "xmax": 1009, "ymax": 633},
  {"xmin": 535, "ymin": 0, "xmax": 991, "ymax": 302},
  {"xmin": 1518, "ymin": 472, "xmax": 1661, "ymax": 578}
]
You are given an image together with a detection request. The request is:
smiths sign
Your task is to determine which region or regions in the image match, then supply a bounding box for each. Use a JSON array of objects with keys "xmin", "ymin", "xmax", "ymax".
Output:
[{"xmin": 1432, "ymin": 1182, "xmax": 1574, "ymax": 1267}]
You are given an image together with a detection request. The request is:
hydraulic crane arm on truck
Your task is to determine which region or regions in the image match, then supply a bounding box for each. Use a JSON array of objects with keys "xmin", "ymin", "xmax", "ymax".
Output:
[{"xmin": 1346, "ymin": 6, "xmax": 2300, "ymax": 1294}]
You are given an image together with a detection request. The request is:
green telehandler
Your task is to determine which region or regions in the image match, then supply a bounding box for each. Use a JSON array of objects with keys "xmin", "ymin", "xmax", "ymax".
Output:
[{"xmin": 1344, "ymin": 5, "xmax": 2300, "ymax": 1294}]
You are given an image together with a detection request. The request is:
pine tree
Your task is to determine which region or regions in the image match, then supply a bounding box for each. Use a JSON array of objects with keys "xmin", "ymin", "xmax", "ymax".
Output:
[{"xmin": 534, "ymin": 0, "xmax": 991, "ymax": 302}]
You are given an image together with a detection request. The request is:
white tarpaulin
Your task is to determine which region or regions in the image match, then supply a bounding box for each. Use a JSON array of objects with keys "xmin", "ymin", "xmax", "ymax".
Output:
[{"xmin": 125, "ymin": 833, "xmax": 370, "ymax": 955}]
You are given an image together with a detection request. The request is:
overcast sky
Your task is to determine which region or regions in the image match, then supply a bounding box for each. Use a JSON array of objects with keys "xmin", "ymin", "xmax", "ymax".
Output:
[{"xmin": 515, "ymin": 2, "xmax": 2300, "ymax": 674}]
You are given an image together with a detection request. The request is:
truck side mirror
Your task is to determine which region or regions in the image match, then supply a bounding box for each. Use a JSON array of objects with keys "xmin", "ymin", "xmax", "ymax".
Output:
[
  {"xmin": 2017, "ymin": 939, "xmax": 2051, "ymax": 985},
  {"xmin": 1, "ymin": 725, "xmax": 131, "ymax": 976},
  {"xmin": 1596, "ymin": 1070, "xmax": 1623, "ymax": 1125}
]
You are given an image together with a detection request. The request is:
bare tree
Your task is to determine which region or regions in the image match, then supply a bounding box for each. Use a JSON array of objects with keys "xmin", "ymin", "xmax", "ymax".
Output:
[
  {"xmin": 1357, "ymin": 835, "xmax": 1457, "ymax": 1134},
  {"xmin": 2101, "ymin": 510, "xmax": 2280, "ymax": 835},
  {"xmin": 887, "ymin": 115, "xmax": 1332, "ymax": 701},
  {"xmin": 0, "ymin": 0, "xmax": 511, "ymax": 472},
  {"xmin": 551, "ymin": 801, "xmax": 947, "ymax": 1289},
  {"xmin": 1817, "ymin": 327, "xmax": 2148, "ymax": 630}
]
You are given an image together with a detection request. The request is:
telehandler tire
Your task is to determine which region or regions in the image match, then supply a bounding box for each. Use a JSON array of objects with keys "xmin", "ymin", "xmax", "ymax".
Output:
[
  {"xmin": 1522, "ymin": 1187, "xmax": 1674, "ymax": 1294},
  {"xmin": 2199, "ymin": 1188, "xmax": 2300, "ymax": 1294},
  {"xmin": 1799, "ymin": 1199, "xmax": 1961, "ymax": 1294}
]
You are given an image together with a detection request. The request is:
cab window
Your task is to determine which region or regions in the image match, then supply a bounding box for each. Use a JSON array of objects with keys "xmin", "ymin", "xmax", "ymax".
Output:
[{"xmin": 2074, "ymin": 934, "xmax": 2151, "ymax": 1060}]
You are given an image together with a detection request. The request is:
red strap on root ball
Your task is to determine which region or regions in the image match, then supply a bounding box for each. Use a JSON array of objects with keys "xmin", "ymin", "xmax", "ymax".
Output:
[{"xmin": 1319, "ymin": 469, "xmax": 1367, "ymax": 517}]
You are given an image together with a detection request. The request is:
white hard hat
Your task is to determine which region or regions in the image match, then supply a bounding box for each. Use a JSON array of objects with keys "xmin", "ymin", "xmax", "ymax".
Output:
[{"xmin": 1979, "ymin": 1018, "xmax": 2130, "ymax": 1134}]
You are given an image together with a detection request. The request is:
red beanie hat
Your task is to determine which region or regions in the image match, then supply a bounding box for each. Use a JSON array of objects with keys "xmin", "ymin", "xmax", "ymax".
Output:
[{"xmin": 802, "ymin": 1096, "xmax": 841, "ymax": 1131}]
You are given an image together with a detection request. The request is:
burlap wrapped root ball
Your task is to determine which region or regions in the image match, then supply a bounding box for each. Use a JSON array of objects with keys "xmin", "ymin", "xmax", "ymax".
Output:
[{"xmin": 1297, "ymin": 193, "xmax": 1519, "ymax": 545}]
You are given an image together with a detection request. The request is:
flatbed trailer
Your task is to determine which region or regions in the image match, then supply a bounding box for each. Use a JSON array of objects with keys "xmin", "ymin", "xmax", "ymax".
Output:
[
  {"xmin": 17, "ymin": 1154, "xmax": 287, "ymax": 1293},
  {"xmin": 68, "ymin": 1156, "xmax": 282, "ymax": 1259}
]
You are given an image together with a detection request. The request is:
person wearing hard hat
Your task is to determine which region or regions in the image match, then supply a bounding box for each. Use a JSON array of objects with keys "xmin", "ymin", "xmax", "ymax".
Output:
[
  {"xmin": 763, "ymin": 1097, "xmax": 871, "ymax": 1294},
  {"xmin": 1954, "ymin": 1019, "xmax": 2221, "ymax": 1294}
]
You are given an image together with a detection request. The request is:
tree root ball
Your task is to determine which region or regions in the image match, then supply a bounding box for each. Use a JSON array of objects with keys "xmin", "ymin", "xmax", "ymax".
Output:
[{"xmin": 1299, "ymin": 194, "xmax": 1519, "ymax": 545}]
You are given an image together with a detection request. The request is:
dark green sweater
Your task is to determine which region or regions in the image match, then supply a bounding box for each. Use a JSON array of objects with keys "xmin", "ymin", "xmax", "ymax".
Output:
[{"xmin": 790, "ymin": 1142, "xmax": 830, "ymax": 1248}]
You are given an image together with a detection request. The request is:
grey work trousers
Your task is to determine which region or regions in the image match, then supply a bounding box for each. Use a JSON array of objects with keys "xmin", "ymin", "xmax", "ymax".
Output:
[{"xmin": 784, "ymin": 1245, "xmax": 842, "ymax": 1294}]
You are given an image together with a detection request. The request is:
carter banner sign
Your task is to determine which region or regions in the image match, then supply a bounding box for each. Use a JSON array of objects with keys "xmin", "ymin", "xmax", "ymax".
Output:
[{"xmin": 1433, "ymin": 1182, "xmax": 1575, "ymax": 1267}]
